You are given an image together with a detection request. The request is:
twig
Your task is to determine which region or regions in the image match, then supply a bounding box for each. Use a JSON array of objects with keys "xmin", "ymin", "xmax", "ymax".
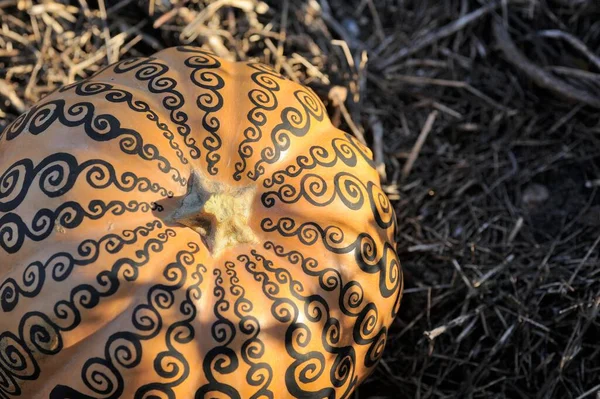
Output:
[
  {"xmin": 153, "ymin": 5, "xmax": 180, "ymax": 28},
  {"xmin": 25, "ymin": 26, "xmax": 51, "ymax": 101},
  {"xmin": 275, "ymin": 0, "xmax": 289, "ymax": 72},
  {"xmin": 365, "ymin": 0, "xmax": 384, "ymax": 42},
  {"xmin": 401, "ymin": 110, "xmax": 438, "ymax": 180},
  {"xmin": 68, "ymin": 48, "xmax": 107, "ymax": 81},
  {"xmin": 451, "ymin": 258, "xmax": 474, "ymax": 291},
  {"xmin": 329, "ymin": 85, "xmax": 366, "ymax": 146},
  {"xmin": 507, "ymin": 218, "xmax": 523, "ymax": 243},
  {"xmin": 118, "ymin": 21, "xmax": 163, "ymax": 51},
  {"xmin": 0, "ymin": 79, "xmax": 25, "ymax": 113},
  {"xmin": 181, "ymin": 0, "xmax": 267, "ymax": 41},
  {"xmin": 574, "ymin": 383, "xmax": 600, "ymax": 399},
  {"xmin": 98, "ymin": 0, "xmax": 115, "ymax": 64},
  {"xmin": 376, "ymin": 1, "xmax": 500, "ymax": 70},
  {"xmin": 369, "ymin": 114, "xmax": 386, "ymax": 182},
  {"xmin": 319, "ymin": 0, "xmax": 362, "ymax": 49},
  {"xmin": 548, "ymin": 103, "xmax": 583, "ymax": 134},
  {"xmin": 387, "ymin": 74, "xmax": 513, "ymax": 111},
  {"xmin": 493, "ymin": 19, "xmax": 600, "ymax": 108},
  {"xmin": 291, "ymin": 53, "xmax": 330, "ymax": 84},
  {"xmin": 424, "ymin": 314, "xmax": 473, "ymax": 341},
  {"xmin": 575, "ymin": 384, "xmax": 600, "ymax": 399},
  {"xmin": 567, "ymin": 234, "xmax": 600, "ymax": 286},
  {"xmin": 77, "ymin": 0, "xmax": 92, "ymax": 19},
  {"xmin": 538, "ymin": 29, "xmax": 600, "ymax": 71},
  {"xmin": 473, "ymin": 255, "xmax": 515, "ymax": 288},
  {"xmin": 332, "ymin": 39, "xmax": 355, "ymax": 69},
  {"xmin": 547, "ymin": 66, "xmax": 600, "ymax": 82},
  {"xmin": 264, "ymin": 38, "xmax": 296, "ymax": 81},
  {"xmin": 106, "ymin": 0, "xmax": 135, "ymax": 14}
]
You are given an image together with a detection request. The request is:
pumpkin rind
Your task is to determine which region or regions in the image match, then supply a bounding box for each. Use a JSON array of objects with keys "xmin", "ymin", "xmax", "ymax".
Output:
[{"xmin": 0, "ymin": 46, "xmax": 403, "ymax": 398}]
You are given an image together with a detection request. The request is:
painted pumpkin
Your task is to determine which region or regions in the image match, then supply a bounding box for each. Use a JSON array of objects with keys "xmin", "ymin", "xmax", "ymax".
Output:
[{"xmin": 0, "ymin": 46, "xmax": 403, "ymax": 398}]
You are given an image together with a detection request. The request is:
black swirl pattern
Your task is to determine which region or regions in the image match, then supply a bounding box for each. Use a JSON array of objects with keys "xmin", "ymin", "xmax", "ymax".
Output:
[
  {"xmin": 238, "ymin": 251, "xmax": 361, "ymax": 398},
  {"xmin": 137, "ymin": 260, "xmax": 208, "ymax": 399},
  {"xmin": 262, "ymin": 239, "xmax": 388, "ymax": 375},
  {"xmin": 0, "ymin": 199, "xmax": 154, "ymax": 254},
  {"xmin": 0, "ymin": 153, "xmax": 172, "ymax": 213},
  {"xmin": 263, "ymin": 241, "xmax": 369, "ymax": 319},
  {"xmin": 264, "ymin": 240, "xmax": 340, "ymax": 292},
  {"xmin": 195, "ymin": 265, "xmax": 242, "ymax": 399},
  {"xmin": 233, "ymin": 63, "xmax": 283, "ymax": 181},
  {"xmin": 261, "ymin": 217, "xmax": 401, "ymax": 299},
  {"xmin": 109, "ymin": 56, "xmax": 194, "ymax": 161},
  {"xmin": 226, "ymin": 260, "xmax": 273, "ymax": 399},
  {"xmin": 263, "ymin": 134, "xmax": 375, "ymax": 189},
  {"xmin": 99, "ymin": 54, "xmax": 196, "ymax": 162},
  {"xmin": 249, "ymin": 89, "xmax": 326, "ymax": 181},
  {"xmin": 55, "ymin": 243, "xmax": 199, "ymax": 399},
  {"xmin": 60, "ymin": 80, "xmax": 189, "ymax": 166},
  {"xmin": 0, "ymin": 229, "xmax": 175, "ymax": 397},
  {"xmin": 0, "ymin": 100, "xmax": 186, "ymax": 187},
  {"xmin": 0, "ymin": 220, "xmax": 162, "ymax": 313},
  {"xmin": 178, "ymin": 47, "xmax": 225, "ymax": 174},
  {"xmin": 262, "ymin": 171, "xmax": 395, "ymax": 229}
]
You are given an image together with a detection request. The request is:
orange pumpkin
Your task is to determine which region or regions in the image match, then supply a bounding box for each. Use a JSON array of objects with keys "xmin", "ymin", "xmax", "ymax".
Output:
[{"xmin": 0, "ymin": 46, "xmax": 403, "ymax": 398}]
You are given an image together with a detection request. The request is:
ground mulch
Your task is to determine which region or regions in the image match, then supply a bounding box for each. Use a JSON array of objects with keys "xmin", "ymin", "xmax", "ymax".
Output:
[{"xmin": 1, "ymin": 1, "xmax": 599, "ymax": 398}]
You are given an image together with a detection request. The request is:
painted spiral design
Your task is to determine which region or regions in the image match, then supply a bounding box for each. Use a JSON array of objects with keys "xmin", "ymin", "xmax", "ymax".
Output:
[{"xmin": 234, "ymin": 63, "xmax": 283, "ymax": 181}]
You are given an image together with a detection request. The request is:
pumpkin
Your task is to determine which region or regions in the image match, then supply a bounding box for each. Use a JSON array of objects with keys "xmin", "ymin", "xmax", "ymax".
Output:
[{"xmin": 0, "ymin": 46, "xmax": 403, "ymax": 398}]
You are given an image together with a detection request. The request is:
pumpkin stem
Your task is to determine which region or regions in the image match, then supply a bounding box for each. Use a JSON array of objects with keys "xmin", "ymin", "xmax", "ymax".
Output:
[{"xmin": 168, "ymin": 170, "xmax": 258, "ymax": 257}]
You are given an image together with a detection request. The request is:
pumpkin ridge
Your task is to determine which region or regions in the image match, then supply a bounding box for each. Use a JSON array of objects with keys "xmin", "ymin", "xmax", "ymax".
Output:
[
  {"xmin": 60, "ymin": 79, "xmax": 190, "ymax": 167},
  {"xmin": 105, "ymin": 54, "xmax": 196, "ymax": 162},
  {"xmin": 0, "ymin": 229, "xmax": 175, "ymax": 394},
  {"xmin": 263, "ymin": 134, "xmax": 374, "ymax": 189},
  {"xmin": 237, "ymin": 250, "xmax": 359, "ymax": 397},
  {"xmin": 0, "ymin": 152, "xmax": 173, "ymax": 215},
  {"xmin": 1, "ymin": 99, "xmax": 188, "ymax": 187},
  {"xmin": 0, "ymin": 220, "xmax": 164, "ymax": 313},
  {"xmin": 249, "ymin": 87, "xmax": 327, "ymax": 182},
  {"xmin": 233, "ymin": 62, "xmax": 284, "ymax": 182},
  {"xmin": 0, "ymin": 199, "xmax": 156, "ymax": 254}
]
